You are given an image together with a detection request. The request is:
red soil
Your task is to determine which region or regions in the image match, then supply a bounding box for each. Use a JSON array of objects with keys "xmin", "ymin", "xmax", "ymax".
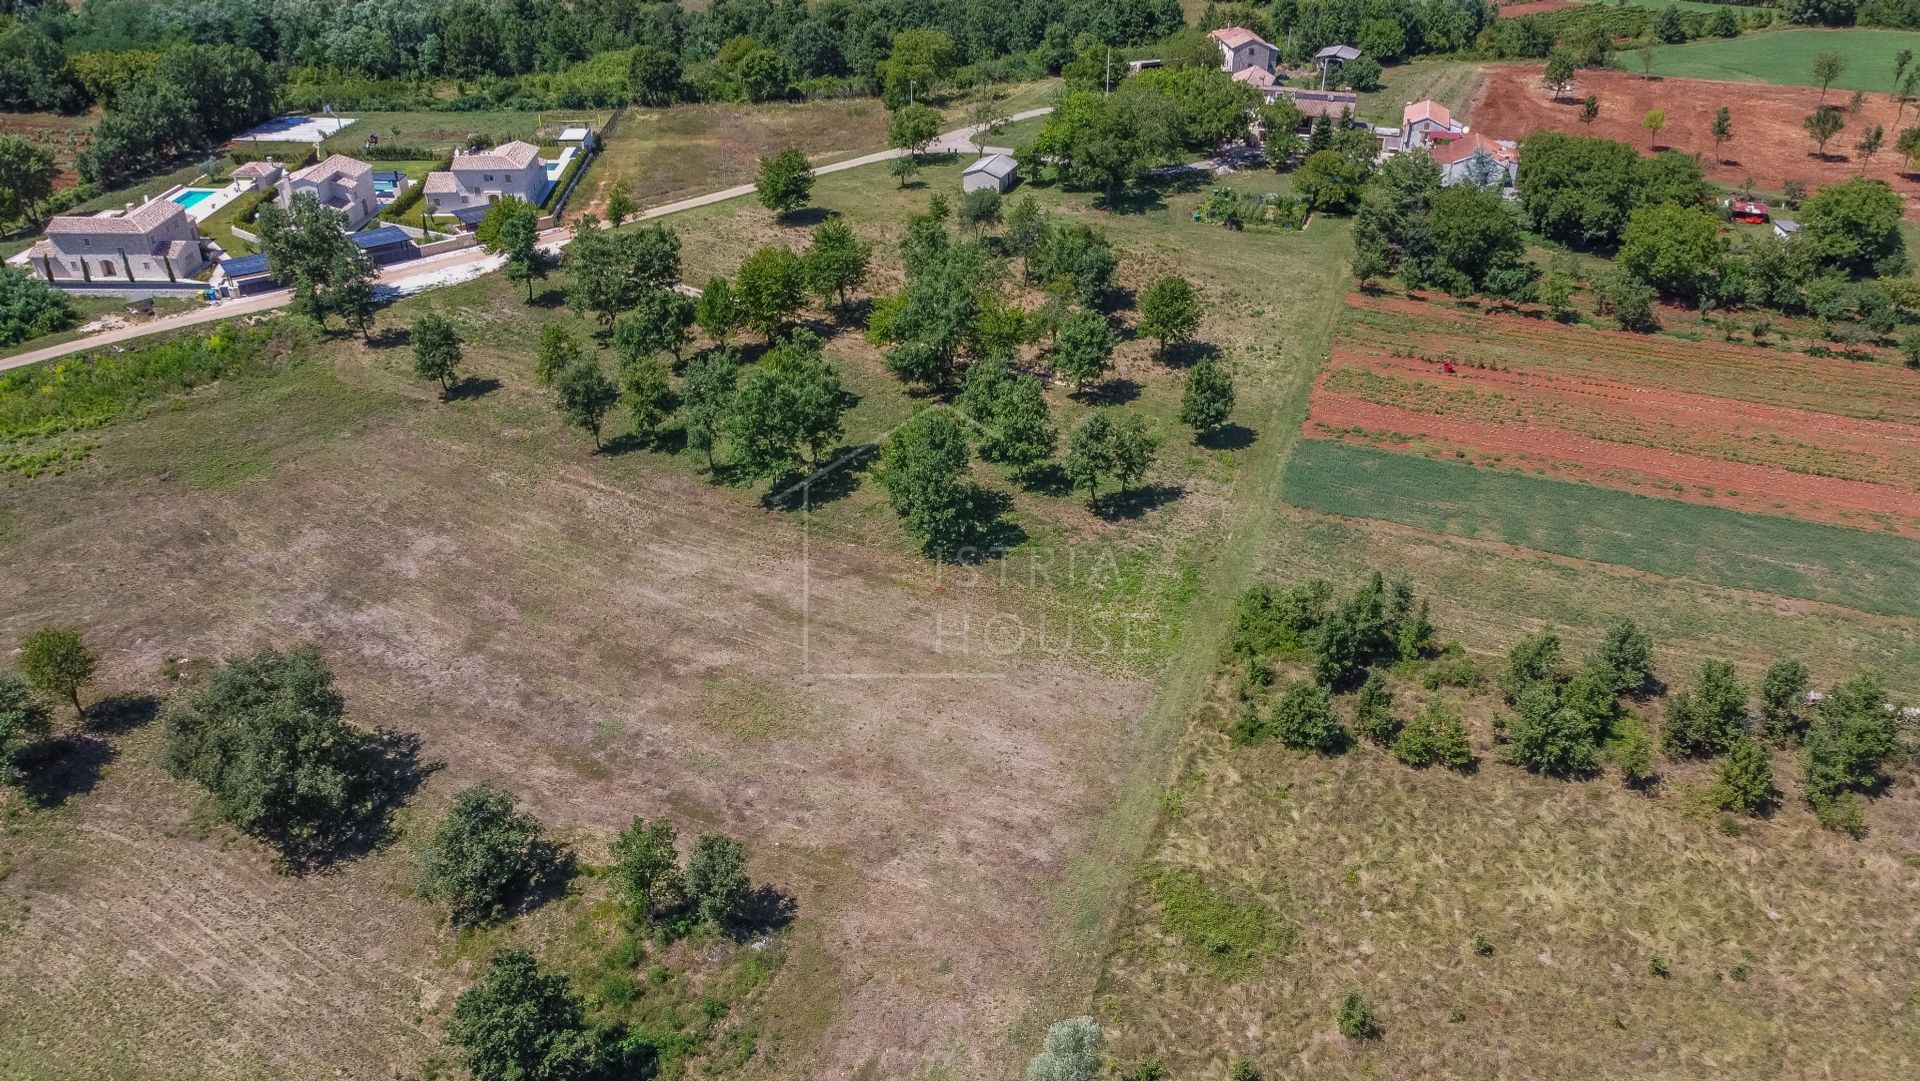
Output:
[
  {"xmin": 1470, "ymin": 66, "xmax": 1920, "ymax": 219},
  {"xmin": 1348, "ymin": 292, "xmax": 1920, "ymax": 424},
  {"xmin": 1311, "ymin": 293, "xmax": 1920, "ymax": 535}
]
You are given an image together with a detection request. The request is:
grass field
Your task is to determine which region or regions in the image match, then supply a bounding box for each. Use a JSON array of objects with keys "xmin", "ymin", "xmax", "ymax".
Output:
[
  {"xmin": 1646, "ymin": 28, "xmax": 1920, "ymax": 91},
  {"xmin": 0, "ymin": 143, "xmax": 1358, "ymax": 1078},
  {"xmin": 1358, "ymin": 61, "xmax": 1485, "ymax": 126},
  {"xmin": 1285, "ymin": 440, "xmax": 1920, "ymax": 619},
  {"xmin": 320, "ymin": 110, "xmax": 551, "ymax": 154}
]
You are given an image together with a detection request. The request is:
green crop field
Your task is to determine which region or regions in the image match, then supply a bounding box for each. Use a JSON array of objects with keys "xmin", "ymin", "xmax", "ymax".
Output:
[
  {"xmin": 1645, "ymin": 28, "xmax": 1920, "ymax": 91},
  {"xmin": 1283, "ymin": 439, "xmax": 1920, "ymax": 620}
]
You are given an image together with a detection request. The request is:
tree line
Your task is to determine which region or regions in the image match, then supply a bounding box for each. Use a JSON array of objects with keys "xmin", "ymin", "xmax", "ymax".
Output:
[{"xmin": 1228, "ymin": 575, "xmax": 1915, "ymax": 835}]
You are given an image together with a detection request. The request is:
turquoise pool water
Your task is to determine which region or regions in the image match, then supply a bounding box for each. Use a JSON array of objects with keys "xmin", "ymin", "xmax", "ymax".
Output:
[{"xmin": 170, "ymin": 188, "xmax": 218, "ymax": 208}]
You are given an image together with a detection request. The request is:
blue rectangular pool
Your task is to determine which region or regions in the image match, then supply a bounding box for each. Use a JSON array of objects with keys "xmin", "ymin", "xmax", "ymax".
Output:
[{"xmin": 170, "ymin": 188, "xmax": 218, "ymax": 209}]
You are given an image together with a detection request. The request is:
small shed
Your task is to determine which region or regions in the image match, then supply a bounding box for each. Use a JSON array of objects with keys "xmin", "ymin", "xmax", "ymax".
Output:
[
  {"xmin": 1773, "ymin": 219, "xmax": 1802, "ymax": 239},
  {"xmin": 963, "ymin": 154, "xmax": 1019, "ymax": 194}
]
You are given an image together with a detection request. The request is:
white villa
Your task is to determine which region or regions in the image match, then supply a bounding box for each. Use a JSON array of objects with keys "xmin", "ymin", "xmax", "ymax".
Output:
[
  {"xmin": 423, "ymin": 141, "xmax": 551, "ymax": 213},
  {"xmin": 278, "ymin": 153, "xmax": 379, "ymax": 230},
  {"xmin": 1211, "ymin": 27, "xmax": 1279, "ymax": 77},
  {"xmin": 22, "ymin": 198, "xmax": 207, "ymax": 285}
]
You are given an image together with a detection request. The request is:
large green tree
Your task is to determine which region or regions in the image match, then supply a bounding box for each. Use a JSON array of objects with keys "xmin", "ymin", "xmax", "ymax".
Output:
[
  {"xmin": 161, "ymin": 644, "xmax": 392, "ymax": 869},
  {"xmin": 725, "ymin": 330, "xmax": 847, "ymax": 477},
  {"xmin": 1617, "ymin": 202, "xmax": 1725, "ymax": 299},
  {"xmin": 733, "ymin": 246, "xmax": 806, "ymax": 339},
  {"xmin": 755, "ymin": 146, "xmax": 815, "ymax": 218},
  {"xmin": 1801, "ymin": 176, "xmax": 1907, "ymax": 276},
  {"xmin": 447, "ymin": 949, "xmax": 609, "ymax": 1081},
  {"xmin": 419, "ymin": 784, "xmax": 566, "ymax": 926},
  {"xmin": 1137, "ymin": 275, "xmax": 1201, "ymax": 360},
  {"xmin": 1051, "ymin": 310, "xmax": 1115, "ymax": 392},
  {"xmin": 410, "ymin": 314, "xmax": 463, "ymax": 398},
  {"xmin": 552, "ymin": 356, "xmax": 621, "ymax": 450},
  {"xmin": 0, "ymin": 134, "xmax": 57, "ymax": 227},
  {"xmin": 878, "ymin": 407, "xmax": 976, "ymax": 555},
  {"xmin": 801, "ymin": 219, "xmax": 872, "ymax": 313}
]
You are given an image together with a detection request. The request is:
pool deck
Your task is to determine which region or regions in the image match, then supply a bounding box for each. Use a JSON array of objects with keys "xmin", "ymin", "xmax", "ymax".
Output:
[{"xmin": 162, "ymin": 182, "xmax": 245, "ymax": 223}]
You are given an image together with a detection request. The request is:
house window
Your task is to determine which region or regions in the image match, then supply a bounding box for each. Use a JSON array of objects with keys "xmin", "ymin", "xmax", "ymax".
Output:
[
  {"xmin": 484, "ymin": 174, "xmax": 494, "ymax": 182},
  {"xmin": 99, "ymin": 260, "xmax": 116, "ymax": 276}
]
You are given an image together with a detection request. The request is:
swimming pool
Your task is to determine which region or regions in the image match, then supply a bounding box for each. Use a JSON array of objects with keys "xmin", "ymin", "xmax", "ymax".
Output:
[{"xmin": 170, "ymin": 188, "xmax": 219, "ymax": 209}]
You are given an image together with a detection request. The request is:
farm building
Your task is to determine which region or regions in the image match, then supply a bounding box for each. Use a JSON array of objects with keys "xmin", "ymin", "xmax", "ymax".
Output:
[
  {"xmin": 1211, "ymin": 27, "xmax": 1279, "ymax": 77},
  {"xmin": 350, "ymin": 225, "xmax": 420, "ymax": 267},
  {"xmin": 1774, "ymin": 219, "xmax": 1802, "ymax": 239},
  {"xmin": 216, "ymin": 252, "xmax": 278, "ymax": 296},
  {"xmin": 1283, "ymin": 89, "xmax": 1361, "ymax": 123},
  {"xmin": 19, "ymin": 198, "xmax": 208, "ymax": 286},
  {"xmin": 963, "ymin": 154, "xmax": 1020, "ymax": 194},
  {"xmin": 1730, "ymin": 198, "xmax": 1770, "ymax": 223},
  {"xmin": 1397, "ymin": 100, "xmax": 1466, "ymax": 152},
  {"xmin": 1431, "ymin": 132, "xmax": 1518, "ymax": 189},
  {"xmin": 1232, "ymin": 65, "xmax": 1285, "ymax": 102}
]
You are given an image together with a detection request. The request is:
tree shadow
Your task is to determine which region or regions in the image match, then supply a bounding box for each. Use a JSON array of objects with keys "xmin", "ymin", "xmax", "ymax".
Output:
[
  {"xmin": 1078, "ymin": 376, "xmax": 1142, "ymax": 406},
  {"xmin": 87, "ymin": 692, "xmax": 160, "ymax": 735},
  {"xmin": 724, "ymin": 883, "xmax": 800, "ymax": 941},
  {"xmin": 15, "ymin": 734, "xmax": 114, "ymax": 809},
  {"xmin": 762, "ymin": 443, "xmax": 878, "ymax": 511},
  {"xmin": 1018, "ymin": 462, "xmax": 1073, "ymax": 497},
  {"xmin": 367, "ymin": 325, "xmax": 412, "ymax": 350},
  {"xmin": 1104, "ymin": 186, "xmax": 1171, "ymax": 216},
  {"xmin": 1094, "ymin": 481, "xmax": 1184, "ymax": 521},
  {"xmin": 927, "ymin": 485, "xmax": 1028, "ymax": 562},
  {"xmin": 1103, "ymin": 284, "xmax": 1138, "ymax": 313},
  {"xmin": 446, "ymin": 376, "xmax": 501, "ymax": 401},
  {"xmin": 529, "ymin": 285, "xmax": 569, "ymax": 309},
  {"xmin": 778, "ymin": 207, "xmax": 831, "ymax": 228},
  {"xmin": 288, "ymin": 729, "xmax": 440, "ymax": 874},
  {"xmin": 1163, "ymin": 340, "xmax": 1221, "ymax": 369},
  {"xmin": 1197, "ymin": 422, "xmax": 1257, "ymax": 451}
]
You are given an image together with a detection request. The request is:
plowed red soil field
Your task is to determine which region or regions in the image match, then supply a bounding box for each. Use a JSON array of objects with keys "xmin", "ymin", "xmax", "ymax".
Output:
[
  {"xmin": 1308, "ymin": 292, "xmax": 1920, "ymax": 536},
  {"xmin": 1471, "ymin": 66, "xmax": 1920, "ymax": 218}
]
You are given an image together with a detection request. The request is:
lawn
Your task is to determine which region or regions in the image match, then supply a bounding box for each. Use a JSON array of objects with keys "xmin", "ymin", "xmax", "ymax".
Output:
[
  {"xmin": 1361, "ymin": 60, "xmax": 1486, "ymax": 126},
  {"xmin": 319, "ymin": 110, "xmax": 554, "ymax": 155},
  {"xmin": 1646, "ymin": 28, "xmax": 1920, "ymax": 92}
]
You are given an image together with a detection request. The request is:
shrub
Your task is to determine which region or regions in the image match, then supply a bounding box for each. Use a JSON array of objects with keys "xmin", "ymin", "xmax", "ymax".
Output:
[
  {"xmin": 1502, "ymin": 681, "xmax": 1603, "ymax": 777},
  {"xmin": 161, "ymin": 644, "xmax": 393, "ymax": 869},
  {"xmin": 1801, "ymin": 673, "xmax": 1899, "ymax": 833},
  {"xmin": 1351, "ymin": 671, "xmax": 1399, "ymax": 745},
  {"xmin": 1609, "ymin": 714, "xmax": 1659, "ymax": 788},
  {"xmin": 1758, "ymin": 659, "xmax": 1810, "ymax": 742},
  {"xmin": 0, "ymin": 265, "xmax": 77, "ymax": 348},
  {"xmin": 0, "ymin": 674, "xmax": 53, "ymax": 784},
  {"xmin": 1025, "ymin": 1017, "xmax": 1104, "ymax": 1081},
  {"xmin": 1231, "ymin": 580, "xmax": 1330, "ymax": 657},
  {"xmin": 1589, "ymin": 618, "xmax": 1654, "ymax": 695},
  {"xmin": 1420, "ymin": 640, "xmax": 1485, "ymax": 691},
  {"xmin": 418, "ymin": 784, "xmax": 568, "ymax": 925},
  {"xmin": 1499, "ymin": 630, "xmax": 1565, "ymax": 703},
  {"xmin": 1260, "ymin": 681, "xmax": 1348, "ymax": 753},
  {"xmin": 1662, "ymin": 659, "xmax": 1748, "ymax": 758},
  {"xmin": 1394, "ymin": 700, "xmax": 1474, "ymax": 769},
  {"xmin": 18, "ymin": 625, "xmax": 96, "ymax": 716},
  {"xmin": 1711, "ymin": 737, "xmax": 1777, "ymax": 815},
  {"xmin": 684, "ymin": 832, "xmax": 751, "ymax": 928},
  {"xmin": 448, "ymin": 949, "xmax": 613, "ymax": 1081},
  {"xmin": 1335, "ymin": 991, "xmax": 1379, "ymax": 1039}
]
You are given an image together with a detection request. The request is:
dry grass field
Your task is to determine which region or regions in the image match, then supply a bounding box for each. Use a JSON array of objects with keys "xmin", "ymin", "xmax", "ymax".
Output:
[
  {"xmin": 1092, "ymin": 283, "xmax": 1920, "ymax": 1079},
  {"xmin": 0, "ymin": 150, "xmax": 1357, "ymax": 1078}
]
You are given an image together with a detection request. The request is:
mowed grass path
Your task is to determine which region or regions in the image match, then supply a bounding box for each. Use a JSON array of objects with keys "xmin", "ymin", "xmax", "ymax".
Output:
[
  {"xmin": 1284, "ymin": 439, "xmax": 1920, "ymax": 620},
  {"xmin": 1646, "ymin": 28, "xmax": 1920, "ymax": 92}
]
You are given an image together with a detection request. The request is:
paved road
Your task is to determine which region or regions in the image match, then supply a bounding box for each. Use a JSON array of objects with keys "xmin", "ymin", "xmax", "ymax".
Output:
[{"xmin": 1, "ymin": 107, "xmax": 1052, "ymax": 374}]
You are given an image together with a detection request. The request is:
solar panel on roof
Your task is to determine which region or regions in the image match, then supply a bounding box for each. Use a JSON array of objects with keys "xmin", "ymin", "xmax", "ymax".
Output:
[
  {"xmin": 451, "ymin": 204, "xmax": 492, "ymax": 224},
  {"xmin": 351, "ymin": 225, "xmax": 411, "ymax": 249},
  {"xmin": 220, "ymin": 253, "xmax": 271, "ymax": 277}
]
